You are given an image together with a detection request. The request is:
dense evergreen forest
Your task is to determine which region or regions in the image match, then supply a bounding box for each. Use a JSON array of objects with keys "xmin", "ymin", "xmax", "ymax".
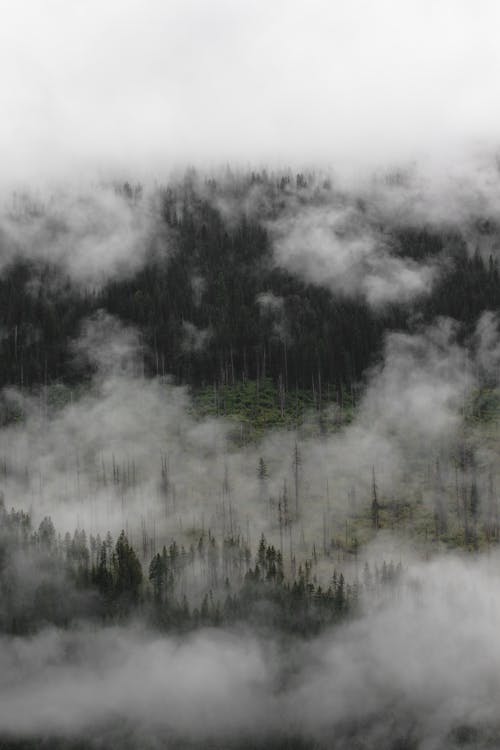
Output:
[{"xmin": 2, "ymin": 171, "xmax": 499, "ymax": 396}]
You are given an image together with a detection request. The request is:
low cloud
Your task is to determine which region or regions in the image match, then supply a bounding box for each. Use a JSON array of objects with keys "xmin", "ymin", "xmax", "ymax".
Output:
[
  {"xmin": 0, "ymin": 185, "xmax": 169, "ymax": 286},
  {"xmin": 270, "ymin": 204, "xmax": 437, "ymax": 306},
  {"xmin": 256, "ymin": 291, "xmax": 290, "ymax": 343},
  {"xmin": 2, "ymin": 555, "xmax": 500, "ymax": 747},
  {"xmin": 1, "ymin": 1, "xmax": 500, "ymax": 181},
  {"xmin": 181, "ymin": 321, "xmax": 213, "ymax": 354},
  {"xmin": 0, "ymin": 310, "xmax": 494, "ymax": 555}
]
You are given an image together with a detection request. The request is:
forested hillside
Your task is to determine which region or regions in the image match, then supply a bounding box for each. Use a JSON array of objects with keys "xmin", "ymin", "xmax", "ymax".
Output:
[
  {"xmin": 4, "ymin": 0, "xmax": 500, "ymax": 746},
  {"xmin": 2, "ymin": 168, "xmax": 500, "ymax": 750},
  {"xmin": 2, "ymin": 171, "xmax": 499, "ymax": 397}
]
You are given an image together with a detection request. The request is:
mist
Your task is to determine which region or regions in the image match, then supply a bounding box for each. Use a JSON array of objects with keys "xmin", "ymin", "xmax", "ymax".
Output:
[
  {"xmin": 2, "ymin": 555, "xmax": 500, "ymax": 748},
  {"xmin": 270, "ymin": 203, "xmax": 437, "ymax": 306},
  {"xmin": 0, "ymin": 307, "xmax": 493, "ymax": 562},
  {"xmin": 0, "ymin": 183, "xmax": 170, "ymax": 286},
  {"xmin": 1, "ymin": 1, "xmax": 500, "ymax": 184},
  {"xmin": 2, "ymin": 1, "xmax": 500, "ymax": 748}
]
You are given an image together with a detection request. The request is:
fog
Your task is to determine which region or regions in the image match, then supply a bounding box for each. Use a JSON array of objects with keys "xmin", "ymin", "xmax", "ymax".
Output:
[
  {"xmin": 2, "ymin": 2, "xmax": 500, "ymax": 747},
  {"xmin": 0, "ymin": 184, "xmax": 170, "ymax": 285},
  {"xmin": 3, "ymin": 160, "xmax": 500, "ymax": 303},
  {"xmin": 2, "ymin": 555, "xmax": 500, "ymax": 748},
  {"xmin": 0, "ymin": 307, "xmax": 493, "ymax": 568},
  {"xmin": 1, "ymin": 1, "xmax": 500, "ymax": 183},
  {"xmin": 270, "ymin": 203, "xmax": 437, "ymax": 306}
]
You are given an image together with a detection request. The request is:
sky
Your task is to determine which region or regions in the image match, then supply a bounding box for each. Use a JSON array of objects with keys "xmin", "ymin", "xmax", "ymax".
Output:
[{"xmin": 1, "ymin": 0, "xmax": 500, "ymax": 184}]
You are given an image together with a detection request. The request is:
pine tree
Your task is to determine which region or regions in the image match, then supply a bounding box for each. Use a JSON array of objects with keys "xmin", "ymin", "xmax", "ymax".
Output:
[
  {"xmin": 293, "ymin": 441, "xmax": 301, "ymax": 516},
  {"xmin": 113, "ymin": 531, "xmax": 143, "ymax": 605},
  {"xmin": 371, "ymin": 467, "xmax": 380, "ymax": 530}
]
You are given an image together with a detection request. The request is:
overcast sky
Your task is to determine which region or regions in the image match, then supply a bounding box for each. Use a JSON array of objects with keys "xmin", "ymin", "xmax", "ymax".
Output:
[{"xmin": 1, "ymin": 0, "xmax": 499, "ymax": 184}]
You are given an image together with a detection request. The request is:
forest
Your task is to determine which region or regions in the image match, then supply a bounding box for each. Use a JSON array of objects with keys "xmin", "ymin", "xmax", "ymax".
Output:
[
  {"xmin": 4, "ymin": 0, "xmax": 500, "ymax": 745},
  {"xmin": 2, "ymin": 167, "xmax": 500, "ymax": 749}
]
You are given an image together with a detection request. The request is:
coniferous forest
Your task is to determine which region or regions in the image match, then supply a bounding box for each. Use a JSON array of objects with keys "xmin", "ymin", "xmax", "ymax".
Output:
[
  {"xmin": 2, "ymin": 169, "xmax": 500, "ymax": 749},
  {"xmin": 3, "ymin": 2, "xmax": 500, "ymax": 748}
]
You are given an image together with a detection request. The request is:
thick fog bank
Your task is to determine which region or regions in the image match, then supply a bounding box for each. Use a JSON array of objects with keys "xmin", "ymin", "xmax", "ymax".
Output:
[
  {"xmin": 2, "ymin": 1, "xmax": 500, "ymax": 181},
  {"xmin": 1, "ymin": 555, "xmax": 500, "ymax": 749}
]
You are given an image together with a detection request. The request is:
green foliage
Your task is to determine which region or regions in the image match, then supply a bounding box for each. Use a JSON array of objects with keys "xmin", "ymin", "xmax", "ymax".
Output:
[
  {"xmin": 467, "ymin": 388, "xmax": 500, "ymax": 424},
  {"xmin": 192, "ymin": 378, "xmax": 353, "ymax": 440}
]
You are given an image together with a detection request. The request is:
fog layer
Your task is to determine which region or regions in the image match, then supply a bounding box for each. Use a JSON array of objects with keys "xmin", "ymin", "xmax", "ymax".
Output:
[{"xmin": 2, "ymin": 555, "xmax": 500, "ymax": 748}]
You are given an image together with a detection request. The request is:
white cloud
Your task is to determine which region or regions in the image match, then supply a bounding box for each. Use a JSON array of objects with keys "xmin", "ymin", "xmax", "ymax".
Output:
[
  {"xmin": 0, "ymin": 184, "xmax": 169, "ymax": 285},
  {"xmin": 3, "ymin": 556, "xmax": 500, "ymax": 746},
  {"xmin": 0, "ymin": 0, "xmax": 499, "ymax": 183},
  {"xmin": 271, "ymin": 204, "xmax": 437, "ymax": 305}
]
